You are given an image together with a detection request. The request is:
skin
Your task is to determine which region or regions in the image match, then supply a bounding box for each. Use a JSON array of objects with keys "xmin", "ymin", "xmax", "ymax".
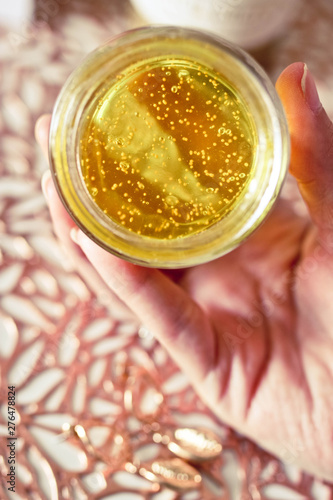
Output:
[{"xmin": 37, "ymin": 63, "xmax": 333, "ymax": 481}]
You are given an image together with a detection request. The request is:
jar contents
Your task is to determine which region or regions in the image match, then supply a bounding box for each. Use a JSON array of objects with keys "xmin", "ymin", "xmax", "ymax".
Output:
[{"xmin": 79, "ymin": 56, "xmax": 257, "ymax": 240}]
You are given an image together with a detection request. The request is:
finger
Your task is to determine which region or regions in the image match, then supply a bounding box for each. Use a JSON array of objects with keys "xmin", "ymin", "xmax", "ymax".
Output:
[
  {"xmin": 35, "ymin": 114, "xmax": 52, "ymax": 159},
  {"xmin": 72, "ymin": 227, "xmax": 217, "ymax": 379},
  {"xmin": 276, "ymin": 62, "xmax": 333, "ymax": 250}
]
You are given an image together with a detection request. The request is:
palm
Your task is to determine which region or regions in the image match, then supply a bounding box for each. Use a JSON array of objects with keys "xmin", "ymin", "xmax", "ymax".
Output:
[{"xmin": 178, "ymin": 198, "xmax": 333, "ymax": 479}]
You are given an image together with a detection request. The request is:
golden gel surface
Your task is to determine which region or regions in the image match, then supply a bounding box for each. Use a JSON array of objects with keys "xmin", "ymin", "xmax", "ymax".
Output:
[{"xmin": 79, "ymin": 56, "xmax": 257, "ymax": 239}]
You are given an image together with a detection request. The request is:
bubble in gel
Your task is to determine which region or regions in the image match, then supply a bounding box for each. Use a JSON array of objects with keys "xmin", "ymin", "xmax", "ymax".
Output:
[{"xmin": 165, "ymin": 195, "xmax": 179, "ymax": 206}]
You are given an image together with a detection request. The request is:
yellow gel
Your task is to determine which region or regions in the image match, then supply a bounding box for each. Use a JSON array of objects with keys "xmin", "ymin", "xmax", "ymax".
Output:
[{"xmin": 79, "ymin": 56, "xmax": 257, "ymax": 239}]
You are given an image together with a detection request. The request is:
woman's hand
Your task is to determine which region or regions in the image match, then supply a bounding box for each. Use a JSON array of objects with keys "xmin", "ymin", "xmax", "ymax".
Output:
[{"xmin": 37, "ymin": 63, "xmax": 333, "ymax": 481}]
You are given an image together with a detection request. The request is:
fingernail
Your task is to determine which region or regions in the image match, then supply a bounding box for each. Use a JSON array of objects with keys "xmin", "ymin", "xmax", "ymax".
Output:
[
  {"xmin": 35, "ymin": 115, "xmax": 49, "ymax": 144},
  {"xmin": 70, "ymin": 227, "xmax": 87, "ymax": 246},
  {"xmin": 301, "ymin": 64, "xmax": 322, "ymax": 115},
  {"xmin": 70, "ymin": 227, "xmax": 80, "ymax": 244},
  {"xmin": 35, "ymin": 116, "xmax": 44, "ymax": 143},
  {"xmin": 41, "ymin": 170, "xmax": 52, "ymax": 203}
]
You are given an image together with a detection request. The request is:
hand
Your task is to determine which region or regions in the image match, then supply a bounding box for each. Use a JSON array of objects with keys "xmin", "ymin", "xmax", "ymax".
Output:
[{"xmin": 36, "ymin": 63, "xmax": 333, "ymax": 481}]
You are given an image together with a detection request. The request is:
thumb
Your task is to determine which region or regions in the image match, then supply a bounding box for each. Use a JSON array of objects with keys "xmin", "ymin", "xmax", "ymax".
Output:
[{"xmin": 276, "ymin": 62, "xmax": 333, "ymax": 250}]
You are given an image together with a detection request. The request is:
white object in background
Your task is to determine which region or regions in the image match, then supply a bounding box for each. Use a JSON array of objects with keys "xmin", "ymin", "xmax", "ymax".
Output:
[
  {"xmin": 130, "ymin": 0, "xmax": 301, "ymax": 49},
  {"xmin": 0, "ymin": 0, "xmax": 34, "ymax": 31}
]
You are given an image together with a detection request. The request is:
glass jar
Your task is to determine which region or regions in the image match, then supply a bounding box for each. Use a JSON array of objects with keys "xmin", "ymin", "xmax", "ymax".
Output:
[{"xmin": 49, "ymin": 26, "xmax": 289, "ymax": 269}]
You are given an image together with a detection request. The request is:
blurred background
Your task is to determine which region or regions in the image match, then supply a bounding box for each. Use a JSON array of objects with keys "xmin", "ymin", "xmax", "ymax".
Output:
[{"xmin": 0, "ymin": 1, "xmax": 333, "ymax": 498}]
